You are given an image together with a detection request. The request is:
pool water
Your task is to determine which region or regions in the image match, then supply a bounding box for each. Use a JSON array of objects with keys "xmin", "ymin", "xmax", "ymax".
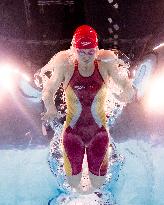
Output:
[{"xmin": 0, "ymin": 137, "xmax": 163, "ymax": 205}]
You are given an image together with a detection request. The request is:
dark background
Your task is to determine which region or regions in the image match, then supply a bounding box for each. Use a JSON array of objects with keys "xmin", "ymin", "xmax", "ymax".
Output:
[{"xmin": 0, "ymin": 0, "xmax": 164, "ymax": 71}]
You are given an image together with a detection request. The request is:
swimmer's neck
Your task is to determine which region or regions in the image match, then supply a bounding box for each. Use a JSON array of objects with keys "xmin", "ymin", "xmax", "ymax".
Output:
[{"xmin": 77, "ymin": 59, "xmax": 95, "ymax": 69}]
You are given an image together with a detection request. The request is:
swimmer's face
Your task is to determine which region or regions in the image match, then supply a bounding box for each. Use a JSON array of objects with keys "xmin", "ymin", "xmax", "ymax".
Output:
[{"xmin": 75, "ymin": 48, "xmax": 97, "ymax": 63}]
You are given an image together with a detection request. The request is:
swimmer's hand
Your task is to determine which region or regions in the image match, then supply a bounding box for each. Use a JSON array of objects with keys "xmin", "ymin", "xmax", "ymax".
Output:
[{"xmin": 41, "ymin": 108, "xmax": 64, "ymax": 124}]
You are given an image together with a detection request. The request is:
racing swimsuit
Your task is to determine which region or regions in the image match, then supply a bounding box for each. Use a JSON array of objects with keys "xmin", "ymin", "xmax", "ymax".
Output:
[{"xmin": 62, "ymin": 60, "xmax": 110, "ymax": 176}]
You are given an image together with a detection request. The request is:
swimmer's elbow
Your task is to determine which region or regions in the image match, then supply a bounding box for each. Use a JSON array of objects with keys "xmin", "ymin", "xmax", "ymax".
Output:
[{"xmin": 42, "ymin": 73, "xmax": 63, "ymax": 99}]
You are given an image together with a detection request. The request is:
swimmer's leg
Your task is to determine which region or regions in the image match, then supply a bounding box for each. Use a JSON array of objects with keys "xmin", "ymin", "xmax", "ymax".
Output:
[
  {"xmin": 86, "ymin": 129, "xmax": 109, "ymax": 189},
  {"xmin": 66, "ymin": 172, "xmax": 82, "ymax": 189},
  {"xmin": 62, "ymin": 131, "xmax": 85, "ymax": 189}
]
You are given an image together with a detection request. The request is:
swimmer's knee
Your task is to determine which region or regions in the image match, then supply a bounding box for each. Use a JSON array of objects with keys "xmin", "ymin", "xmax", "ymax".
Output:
[
  {"xmin": 66, "ymin": 173, "xmax": 96, "ymax": 195},
  {"xmin": 89, "ymin": 172, "xmax": 106, "ymax": 189},
  {"xmin": 66, "ymin": 172, "xmax": 82, "ymax": 189}
]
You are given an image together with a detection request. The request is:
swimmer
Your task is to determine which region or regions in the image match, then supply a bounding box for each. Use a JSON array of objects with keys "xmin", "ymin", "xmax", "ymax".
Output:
[{"xmin": 41, "ymin": 25, "xmax": 136, "ymax": 194}]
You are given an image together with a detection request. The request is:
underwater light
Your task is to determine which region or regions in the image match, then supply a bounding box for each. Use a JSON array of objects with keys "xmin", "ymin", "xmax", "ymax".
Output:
[
  {"xmin": 0, "ymin": 65, "xmax": 14, "ymax": 90},
  {"xmin": 153, "ymin": 42, "xmax": 164, "ymax": 51},
  {"xmin": 0, "ymin": 63, "xmax": 30, "ymax": 91},
  {"xmin": 144, "ymin": 74, "xmax": 164, "ymax": 114}
]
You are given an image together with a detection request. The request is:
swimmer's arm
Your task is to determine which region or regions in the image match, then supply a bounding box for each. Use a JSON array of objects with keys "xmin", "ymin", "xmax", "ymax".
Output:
[
  {"xmin": 40, "ymin": 58, "xmax": 56, "ymax": 83},
  {"xmin": 42, "ymin": 64, "xmax": 64, "ymax": 113},
  {"xmin": 41, "ymin": 54, "xmax": 66, "ymax": 120},
  {"xmin": 108, "ymin": 62, "xmax": 135, "ymax": 102}
]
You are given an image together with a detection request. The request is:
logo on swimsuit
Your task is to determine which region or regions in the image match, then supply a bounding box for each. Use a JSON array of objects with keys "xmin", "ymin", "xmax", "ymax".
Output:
[{"xmin": 74, "ymin": 85, "xmax": 86, "ymax": 90}]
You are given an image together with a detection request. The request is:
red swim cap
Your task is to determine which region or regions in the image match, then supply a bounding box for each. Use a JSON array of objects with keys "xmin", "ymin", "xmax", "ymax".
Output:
[{"xmin": 72, "ymin": 25, "xmax": 98, "ymax": 49}]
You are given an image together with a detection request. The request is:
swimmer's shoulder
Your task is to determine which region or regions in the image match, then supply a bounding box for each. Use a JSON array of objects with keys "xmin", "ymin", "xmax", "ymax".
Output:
[
  {"xmin": 97, "ymin": 49, "xmax": 117, "ymax": 62},
  {"xmin": 53, "ymin": 50, "xmax": 75, "ymax": 81},
  {"xmin": 50, "ymin": 50, "xmax": 71, "ymax": 65}
]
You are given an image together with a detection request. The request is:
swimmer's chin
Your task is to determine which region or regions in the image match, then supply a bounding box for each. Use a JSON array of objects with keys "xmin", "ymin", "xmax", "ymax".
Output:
[{"xmin": 81, "ymin": 59, "xmax": 93, "ymax": 64}]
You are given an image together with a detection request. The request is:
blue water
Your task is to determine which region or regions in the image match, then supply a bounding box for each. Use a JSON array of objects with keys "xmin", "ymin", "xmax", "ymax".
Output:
[{"xmin": 0, "ymin": 138, "xmax": 164, "ymax": 205}]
